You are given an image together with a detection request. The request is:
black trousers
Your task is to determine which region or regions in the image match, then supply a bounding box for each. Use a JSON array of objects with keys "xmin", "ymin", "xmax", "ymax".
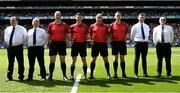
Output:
[
  {"xmin": 28, "ymin": 46, "xmax": 46, "ymax": 79},
  {"xmin": 156, "ymin": 43, "xmax": 171, "ymax": 76},
  {"xmin": 7, "ymin": 45, "xmax": 24, "ymax": 80},
  {"xmin": 134, "ymin": 42, "xmax": 148, "ymax": 75}
]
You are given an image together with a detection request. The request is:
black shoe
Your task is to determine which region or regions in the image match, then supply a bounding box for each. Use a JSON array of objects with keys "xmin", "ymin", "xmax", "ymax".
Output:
[
  {"xmin": 143, "ymin": 74, "xmax": 149, "ymax": 77},
  {"xmin": 112, "ymin": 74, "xmax": 118, "ymax": 79},
  {"xmin": 48, "ymin": 77, "xmax": 53, "ymax": 81},
  {"xmin": 156, "ymin": 74, "xmax": 161, "ymax": 78},
  {"xmin": 69, "ymin": 76, "xmax": 74, "ymax": 81},
  {"xmin": 88, "ymin": 75, "xmax": 94, "ymax": 80},
  {"xmin": 26, "ymin": 78, "xmax": 33, "ymax": 81},
  {"xmin": 19, "ymin": 78, "xmax": 24, "ymax": 81},
  {"xmin": 122, "ymin": 73, "xmax": 127, "ymax": 78}
]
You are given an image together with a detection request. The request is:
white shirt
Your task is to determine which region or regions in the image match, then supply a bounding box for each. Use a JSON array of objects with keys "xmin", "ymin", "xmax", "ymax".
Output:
[
  {"xmin": 4, "ymin": 25, "xmax": 27, "ymax": 46},
  {"xmin": 153, "ymin": 25, "xmax": 174, "ymax": 44},
  {"xmin": 130, "ymin": 22, "xmax": 150, "ymax": 42},
  {"xmin": 27, "ymin": 27, "xmax": 48, "ymax": 47}
]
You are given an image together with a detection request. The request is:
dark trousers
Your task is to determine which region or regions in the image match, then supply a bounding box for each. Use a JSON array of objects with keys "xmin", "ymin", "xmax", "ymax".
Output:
[
  {"xmin": 156, "ymin": 43, "xmax": 171, "ymax": 76},
  {"xmin": 134, "ymin": 42, "xmax": 148, "ymax": 75},
  {"xmin": 28, "ymin": 46, "xmax": 46, "ymax": 79},
  {"xmin": 7, "ymin": 45, "xmax": 24, "ymax": 80}
]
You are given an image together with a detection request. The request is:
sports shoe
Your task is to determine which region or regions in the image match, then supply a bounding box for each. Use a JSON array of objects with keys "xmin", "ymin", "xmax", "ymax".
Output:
[
  {"xmin": 40, "ymin": 78, "xmax": 46, "ymax": 81},
  {"xmin": 134, "ymin": 74, "xmax": 139, "ymax": 78},
  {"xmin": 26, "ymin": 78, "xmax": 33, "ymax": 81},
  {"xmin": 112, "ymin": 74, "xmax": 118, "ymax": 79},
  {"xmin": 48, "ymin": 76, "xmax": 53, "ymax": 81},
  {"xmin": 88, "ymin": 75, "xmax": 94, "ymax": 80},
  {"xmin": 167, "ymin": 75, "xmax": 172, "ymax": 78},
  {"xmin": 84, "ymin": 76, "xmax": 87, "ymax": 80},
  {"xmin": 122, "ymin": 73, "xmax": 127, "ymax": 78},
  {"xmin": 106, "ymin": 74, "xmax": 111, "ymax": 80},
  {"xmin": 143, "ymin": 74, "xmax": 149, "ymax": 77},
  {"xmin": 69, "ymin": 76, "xmax": 74, "ymax": 81},
  {"xmin": 63, "ymin": 76, "xmax": 68, "ymax": 81}
]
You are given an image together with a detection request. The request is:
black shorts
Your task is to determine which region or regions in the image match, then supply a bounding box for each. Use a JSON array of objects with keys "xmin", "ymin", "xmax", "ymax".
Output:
[
  {"xmin": 111, "ymin": 41, "xmax": 127, "ymax": 55},
  {"xmin": 71, "ymin": 42, "xmax": 87, "ymax": 57},
  {"xmin": 49, "ymin": 41, "xmax": 67, "ymax": 56},
  {"xmin": 91, "ymin": 42, "xmax": 108, "ymax": 57}
]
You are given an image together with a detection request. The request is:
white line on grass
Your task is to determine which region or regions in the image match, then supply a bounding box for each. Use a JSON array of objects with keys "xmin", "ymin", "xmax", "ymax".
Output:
[{"xmin": 70, "ymin": 74, "xmax": 82, "ymax": 93}]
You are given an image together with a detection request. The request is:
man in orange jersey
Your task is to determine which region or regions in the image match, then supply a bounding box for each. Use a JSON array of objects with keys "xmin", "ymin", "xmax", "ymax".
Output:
[
  {"xmin": 89, "ymin": 13, "xmax": 111, "ymax": 80},
  {"xmin": 109, "ymin": 11, "xmax": 129, "ymax": 79},
  {"xmin": 69, "ymin": 13, "xmax": 89, "ymax": 80},
  {"xmin": 47, "ymin": 11, "xmax": 68, "ymax": 81}
]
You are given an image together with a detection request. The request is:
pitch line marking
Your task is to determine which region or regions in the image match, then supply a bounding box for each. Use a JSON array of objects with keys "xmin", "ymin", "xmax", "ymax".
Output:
[{"xmin": 70, "ymin": 74, "xmax": 82, "ymax": 93}]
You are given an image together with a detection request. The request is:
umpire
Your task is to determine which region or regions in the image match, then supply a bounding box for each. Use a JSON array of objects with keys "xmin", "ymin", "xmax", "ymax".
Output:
[
  {"xmin": 4, "ymin": 16, "xmax": 27, "ymax": 81},
  {"xmin": 26, "ymin": 18, "xmax": 47, "ymax": 81},
  {"xmin": 153, "ymin": 17, "xmax": 174, "ymax": 78},
  {"xmin": 131, "ymin": 13, "xmax": 150, "ymax": 78}
]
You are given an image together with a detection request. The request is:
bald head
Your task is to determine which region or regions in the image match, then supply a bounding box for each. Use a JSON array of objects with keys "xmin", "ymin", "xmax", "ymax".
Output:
[{"xmin": 96, "ymin": 13, "xmax": 103, "ymax": 24}]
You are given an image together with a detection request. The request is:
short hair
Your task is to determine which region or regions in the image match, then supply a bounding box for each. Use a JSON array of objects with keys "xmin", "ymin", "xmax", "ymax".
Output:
[
  {"xmin": 115, "ymin": 11, "xmax": 121, "ymax": 16},
  {"xmin": 33, "ymin": 17, "xmax": 39, "ymax": 22},
  {"xmin": 96, "ymin": 13, "xmax": 102, "ymax": 18},
  {"xmin": 10, "ymin": 16, "xmax": 17, "ymax": 21},
  {"xmin": 76, "ymin": 12, "xmax": 82, "ymax": 16},
  {"xmin": 138, "ymin": 12, "xmax": 145, "ymax": 16},
  {"xmin": 54, "ymin": 11, "xmax": 61, "ymax": 16}
]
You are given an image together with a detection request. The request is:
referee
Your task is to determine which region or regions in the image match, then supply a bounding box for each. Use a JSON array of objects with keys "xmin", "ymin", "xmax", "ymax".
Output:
[
  {"xmin": 26, "ymin": 18, "xmax": 47, "ymax": 81},
  {"xmin": 109, "ymin": 11, "xmax": 129, "ymax": 78},
  {"xmin": 69, "ymin": 13, "xmax": 89, "ymax": 80},
  {"xmin": 89, "ymin": 13, "xmax": 111, "ymax": 80},
  {"xmin": 47, "ymin": 11, "xmax": 69, "ymax": 81},
  {"xmin": 4, "ymin": 16, "xmax": 27, "ymax": 81}
]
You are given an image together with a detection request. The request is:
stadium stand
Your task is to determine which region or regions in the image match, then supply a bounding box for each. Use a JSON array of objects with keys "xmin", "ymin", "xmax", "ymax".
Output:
[{"xmin": 0, "ymin": 0, "xmax": 179, "ymax": 48}]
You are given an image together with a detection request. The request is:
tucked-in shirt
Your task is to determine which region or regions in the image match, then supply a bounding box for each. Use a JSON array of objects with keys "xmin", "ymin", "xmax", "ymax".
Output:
[
  {"xmin": 69, "ymin": 23, "xmax": 89, "ymax": 42},
  {"xmin": 109, "ymin": 22, "xmax": 129, "ymax": 41},
  {"xmin": 27, "ymin": 27, "xmax": 48, "ymax": 47},
  {"xmin": 131, "ymin": 22, "xmax": 150, "ymax": 42},
  {"xmin": 153, "ymin": 25, "xmax": 174, "ymax": 44},
  {"xmin": 4, "ymin": 25, "xmax": 27, "ymax": 46},
  {"xmin": 48, "ymin": 22, "xmax": 68, "ymax": 41},
  {"xmin": 89, "ymin": 23, "xmax": 109, "ymax": 43}
]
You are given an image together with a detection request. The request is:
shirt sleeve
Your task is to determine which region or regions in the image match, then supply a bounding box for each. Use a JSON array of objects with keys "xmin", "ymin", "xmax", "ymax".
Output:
[
  {"xmin": 22, "ymin": 27, "xmax": 28, "ymax": 46},
  {"xmin": 4, "ymin": 27, "xmax": 8, "ymax": 44},
  {"xmin": 42, "ymin": 29, "xmax": 48, "ymax": 47},
  {"xmin": 89, "ymin": 24, "xmax": 93, "ymax": 37},
  {"xmin": 153, "ymin": 27, "xmax": 157, "ymax": 44},
  {"xmin": 64, "ymin": 24, "xmax": 69, "ymax": 34},
  {"xmin": 109, "ymin": 23, "xmax": 113, "ymax": 34},
  {"xmin": 170, "ymin": 26, "xmax": 174, "ymax": 44},
  {"xmin": 130, "ymin": 25, "xmax": 136, "ymax": 41},
  {"xmin": 47, "ymin": 23, "xmax": 51, "ymax": 34}
]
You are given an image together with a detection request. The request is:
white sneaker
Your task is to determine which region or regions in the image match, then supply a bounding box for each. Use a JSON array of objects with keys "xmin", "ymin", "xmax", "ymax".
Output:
[{"xmin": 63, "ymin": 76, "xmax": 68, "ymax": 81}]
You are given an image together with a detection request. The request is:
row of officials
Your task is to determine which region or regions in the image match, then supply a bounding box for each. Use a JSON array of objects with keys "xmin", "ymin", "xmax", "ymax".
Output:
[{"xmin": 4, "ymin": 11, "xmax": 174, "ymax": 81}]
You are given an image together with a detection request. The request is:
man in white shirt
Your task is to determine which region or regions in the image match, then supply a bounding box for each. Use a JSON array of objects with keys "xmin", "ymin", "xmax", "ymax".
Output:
[
  {"xmin": 26, "ymin": 18, "xmax": 48, "ymax": 81},
  {"xmin": 131, "ymin": 13, "xmax": 150, "ymax": 78},
  {"xmin": 153, "ymin": 17, "xmax": 174, "ymax": 78},
  {"xmin": 4, "ymin": 16, "xmax": 27, "ymax": 81}
]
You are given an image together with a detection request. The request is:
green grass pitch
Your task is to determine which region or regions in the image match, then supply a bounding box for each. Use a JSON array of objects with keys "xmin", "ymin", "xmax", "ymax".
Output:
[{"xmin": 0, "ymin": 47, "xmax": 180, "ymax": 92}]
